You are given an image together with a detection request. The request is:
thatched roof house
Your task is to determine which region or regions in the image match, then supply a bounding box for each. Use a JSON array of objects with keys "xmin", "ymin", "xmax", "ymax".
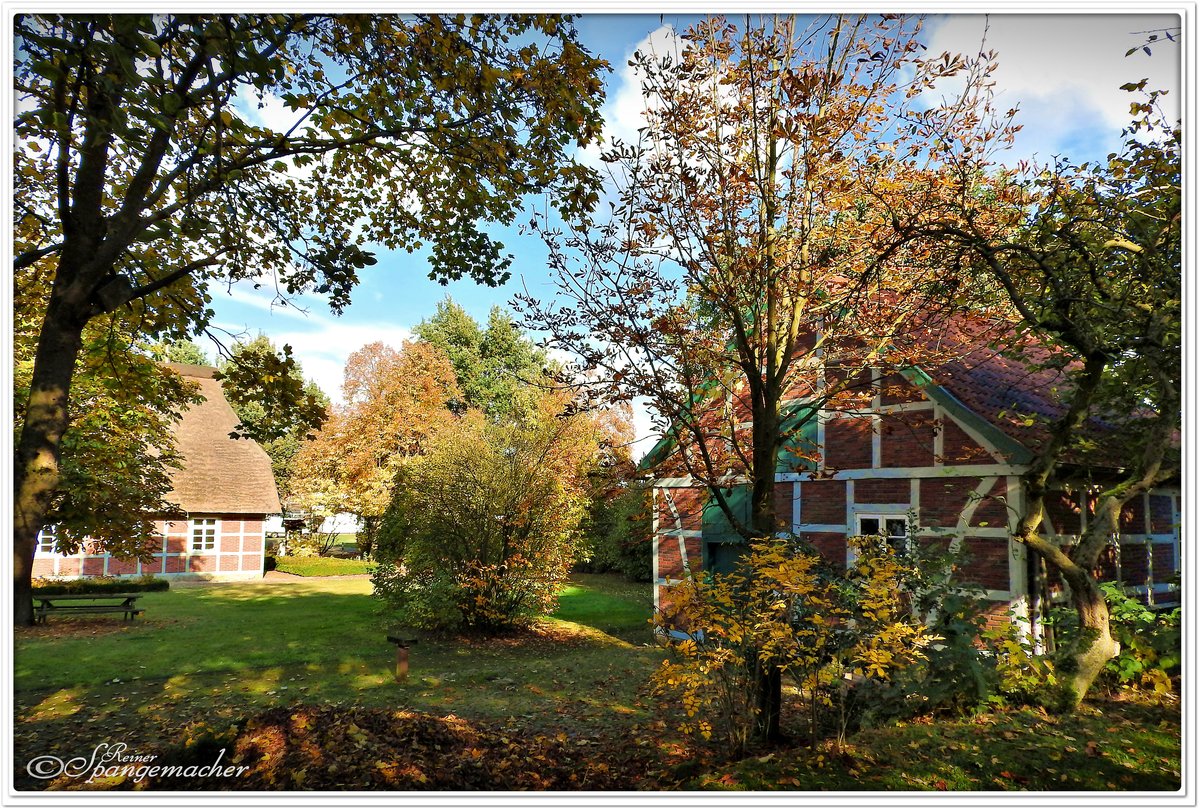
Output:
[
  {"xmin": 33, "ymin": 363, "xmax": 281, "ymax": 580},
  {"xmin": 164, "ymin": 363, "xmax": 281, "ymax": 516}
]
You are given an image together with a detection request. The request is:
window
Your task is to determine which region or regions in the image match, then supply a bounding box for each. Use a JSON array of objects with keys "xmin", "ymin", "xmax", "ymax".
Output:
[
  {"xmin": 850, "ymin": 513, "xmax": 910, "ymax": 564},
  {"xmin": 857, "ymin": 515, "xmax": 909, "ymax": 547},
  {"xmin": 190, "ymin": 518, "xmax": 217, "ymax": 551},
  {"xmin": 37, "ymin": 525, "xmax": 57, "ymax": 554}
]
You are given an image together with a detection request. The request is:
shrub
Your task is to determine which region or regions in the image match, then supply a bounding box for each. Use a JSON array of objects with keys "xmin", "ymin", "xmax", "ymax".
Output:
[
  {"xmin": 1050, "ymin": 582, "xmax": 1180, "ymax": 696},
  {"xmin": 31, "ymin": 574, "xmax": 169, "ymax": 595},
  {"xmin": 856, "ymin": 541, "xmax": 997, "ymax": 724},
  {"xmin": 981, "ymin": 618, "xmax": 1070, "ymax": 711},
  {"xmin": 373, "ymin": 393, "xmax": 599, "ymax": 634},
  {"xmin": 650, "ymin": 536, "xmax": 940, "ymax": 755},
  {"xmin": 576, "ymin": 482, "xmax": 652, "ymax": 582}
]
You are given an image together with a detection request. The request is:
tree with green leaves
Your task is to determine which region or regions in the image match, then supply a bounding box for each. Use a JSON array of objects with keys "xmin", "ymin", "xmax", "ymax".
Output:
[
  {"xmin": 290, "ymin": 340, "xmax": 461, "ymax": 556},
  {"xmin": 150, "ymin": 337, "xmax": 211, "ymax": 366},
  {"xmin": 900, "ymin": 86, "xmax": 1181, "ymax": 705},
  {"xmin": 13, "ymin": 313, "xmax": 201, "ymax": 562},
  {"xmin": 220, "ymin": 334, "xmax": 330, "ymax": 500},
  {"xmin": 520, "ymin": 14, "xmax": 1012, "ymax": 739},
  {"xmin": 13, "ymin": 13, "xmax": 605, "ymax": 624},
  {"xmin": 414, "ymin": 297, "xmax": 549, "ymax": 419}
]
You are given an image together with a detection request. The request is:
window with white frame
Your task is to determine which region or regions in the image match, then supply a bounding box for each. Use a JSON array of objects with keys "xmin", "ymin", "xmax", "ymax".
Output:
[
  {"xmin": 854, "ymin": 516, "xmax": 907, "ymax": 554},
  {"xmin": 37, "ymin": 525, "xmax": 58, "ymax": 554},
  {"xmin": 190, "ymin": 518, "xmax": 218, "ymax": 551}
]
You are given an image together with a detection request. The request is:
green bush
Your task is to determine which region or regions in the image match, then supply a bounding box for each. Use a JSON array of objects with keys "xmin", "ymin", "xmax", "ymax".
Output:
[
  {"xmin": 1050, "ymin": 582, "xmax": 1181, "ymax": 694},
  {"xmin": 31, "ymin": 574, "xmax": 170, "ymax": 595},
  {"xmin": 576, "ymin": 482, "xmax": 652, "ymax": 582},
  {"xmin": 851, "ymin": 540, "xmax": 999, "ymax": 726},
  {"xmin": 981, "ymin": 619, "xmax": 1071, "ymax": 712},
  {"xmin": 373, "ymin": 398, "xmax": 596, "ymax": 635}
]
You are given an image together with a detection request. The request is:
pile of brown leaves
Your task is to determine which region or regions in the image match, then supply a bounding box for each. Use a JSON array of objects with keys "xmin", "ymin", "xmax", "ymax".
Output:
[{"xmin": 145, "ymin": 704, "xmax": 665, "ymax": 790}]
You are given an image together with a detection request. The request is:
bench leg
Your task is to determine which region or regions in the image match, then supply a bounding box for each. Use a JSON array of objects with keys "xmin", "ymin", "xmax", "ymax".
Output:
[{"xmin": 395, "ymin": 646, "xmax": 409, "ymax": 682}]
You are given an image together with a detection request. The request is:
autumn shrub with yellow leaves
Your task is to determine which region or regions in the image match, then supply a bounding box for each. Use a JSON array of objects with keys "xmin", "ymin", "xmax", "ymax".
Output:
[{"xmin": 651, "ymin": 535, "xmax": 943, "ymax": 754}]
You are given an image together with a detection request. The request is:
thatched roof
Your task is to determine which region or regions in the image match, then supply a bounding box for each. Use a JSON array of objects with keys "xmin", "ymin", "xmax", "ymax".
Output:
[{"xmin": 164, "ymin": 363, "xmax": 282, "ymax": 516}]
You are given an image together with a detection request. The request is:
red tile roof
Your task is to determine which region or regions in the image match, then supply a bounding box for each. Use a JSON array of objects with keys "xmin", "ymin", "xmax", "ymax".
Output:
[{"xmin": 911, "ymin": 317, "xmax": 1127, "ymax": 468}]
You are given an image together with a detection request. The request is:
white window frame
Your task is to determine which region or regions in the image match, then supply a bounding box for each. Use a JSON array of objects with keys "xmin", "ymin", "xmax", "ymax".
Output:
[
  {"xmin": 36, "ymin": 525, "xmax": 58, "ymax": 554},
  {"xmin": 189, "ymin": 517, "xmax": 219, "ymax": 552},
  {"xmin": 848, "ymin": 511, "xmax": 911, "ymax": 565}
]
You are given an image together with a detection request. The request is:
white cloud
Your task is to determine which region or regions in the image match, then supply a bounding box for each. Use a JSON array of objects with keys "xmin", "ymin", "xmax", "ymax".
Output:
[
  {"xmin": 628, "ymin": 395, "xmax": 660, "ymax": 463},
  {"xmin": 580, "ymin": 24, "xmax": 684, "ymax": 169},
  {"xmin": 234, "ymin": 87, "xmax": 311, "ymax": 136},
  {"xmin": 211, "ymin": 283, "xmax": 412, "ymax": 404},
  {"xmin": 926, "ymin": 14, "xmax": 1181, "ymax": 161}
]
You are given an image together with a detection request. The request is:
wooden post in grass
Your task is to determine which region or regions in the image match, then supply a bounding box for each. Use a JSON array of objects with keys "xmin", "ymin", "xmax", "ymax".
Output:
[{"xmin": 386, "ymin": 631, "xmax": 419, "ymax": 683}]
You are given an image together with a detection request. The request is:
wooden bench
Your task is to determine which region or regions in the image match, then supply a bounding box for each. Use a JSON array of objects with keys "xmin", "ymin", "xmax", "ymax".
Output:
[{"xmin": 33, "ymin": 593, "xmax": 144, "ymax": 624}]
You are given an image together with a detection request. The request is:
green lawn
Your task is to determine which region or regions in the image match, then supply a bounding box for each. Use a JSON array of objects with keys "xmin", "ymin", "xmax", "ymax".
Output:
[
  {"xmin": 273, "ymin": 555, "xmax": 373, "ymax": 576},
  {"xmin": 13, "ymin": 573, "xmax": 662, "ymax": 789},
  {"xmin": 699, "ymin": 699, "xmax": 1181, "ymax": 791},
  {"xmin": 12, "ymin": 573, "xmax": 1180, "ymax": 792},
  {"xmin": 551, "ymin": 573, "xmax": 653, "ymax": 643}
]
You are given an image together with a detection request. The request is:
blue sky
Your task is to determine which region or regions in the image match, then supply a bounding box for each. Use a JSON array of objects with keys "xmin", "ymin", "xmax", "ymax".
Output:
[{"xmin": 207, "ymin": 12, "xmax": 1181, "ymax": 454}]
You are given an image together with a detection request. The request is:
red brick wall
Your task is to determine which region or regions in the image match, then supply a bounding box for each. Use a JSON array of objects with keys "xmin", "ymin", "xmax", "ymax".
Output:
[
  {"xmin": 656, "ymin": 488, "xmax": 705, "ymax": 532},
  {"xmin": 941, "ymin": 420, "xmax": 993, "ymax": 464},
  {"xmin": 1044, "ymin": 491, "xmax": 1084, "ymax": 536},
  {"xmin": 920, "ymin": 477, "xmax": 981, "ymax": 530},
  {"xmin": 802, "ymin": 532, "xmax": 847, "ymax": 567},
  {"xmin": 800, "ymin": 480, "xmax": 846, "ymax": 524},
  {"xmin": 657, "ymin": 534, "xmax": 701, "ymax": 580},
  {"xmin": 1152, "ymin": 544, "xmax": 1177, "ymax": 579},
  {"xmin": 774, "ymin": 483, "xmax": 795, "ymax": 532},
  {"xmin": 879, "ymin": 371, "xmax": 923, "ymax": 405},
  {"xmin": 880, "ymin": 411, "xmax": 936, "ymax": 468},
  {"xmin": 854, "ymin": 478, "xmax": 909, "ymax": 505},
  {"xmin": 825, "ymin": 417, "xmax": 873, "ymax": 469},
  {"xmin": 108, "ymin": 556, "xmax": 139, "ymax": 576},
  {"xmin": 980, "ymin": 600, "xmax": 1019, "ymax": 632},
  {"xmin": 29, "ymin": 514, "xmax": 267, "ymax": 580},
  {"xmin": 1118, "ymin": 543, "xmax": 1149, "ymax": 584},
  {"xmin": 969, "ymin": 479, "xmax": 1009, "ymax": 529},
  {"xmin": 1119, "ymin": 497, "xmax": 1148, "ymax": 533},
  {"xmin": 825, "ymin": 366, "xmax": 874, "ymax": 409},
  {"xmin": 1149, "ymin": 495, "xmax": 1174, "ymax": 534},
  {"xmin": 960, "ymin": 536, "xmax": 1011, "ymax": 590}
]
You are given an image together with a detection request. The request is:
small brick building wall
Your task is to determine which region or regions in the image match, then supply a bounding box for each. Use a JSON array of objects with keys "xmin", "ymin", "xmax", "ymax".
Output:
[{"xmin": 32, "ymin": 514, "xmax": 267, "ymax": 580}]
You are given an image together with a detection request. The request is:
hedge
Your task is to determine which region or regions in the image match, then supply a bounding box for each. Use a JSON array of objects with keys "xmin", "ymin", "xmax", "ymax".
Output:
[{"xmin": 31, "ymin": 575, "xmax": 170, "ymax": 595}]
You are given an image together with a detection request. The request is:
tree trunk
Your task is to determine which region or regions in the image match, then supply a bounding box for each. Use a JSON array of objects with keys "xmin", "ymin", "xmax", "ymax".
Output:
[
  {"xmin": 13, "ymin": 295, "xmax": 87, "ymax": 626},
  {"xmin": 750, "ymin": 400, "xmax": 784, "ymax": 741},
  {"xmin": 1060, "ymin": 566, "xmax": 1120, "ymax": 706}
]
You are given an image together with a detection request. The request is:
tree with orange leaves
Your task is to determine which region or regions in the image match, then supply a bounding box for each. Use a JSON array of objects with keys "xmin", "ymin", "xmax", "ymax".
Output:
[
  {"xmin": 520, "ymin": 13, "xmax": 1017, "ymax": 739},
  {"xmin": 291, "ymin": 340, "xmax": 460, "ymax": 555}
]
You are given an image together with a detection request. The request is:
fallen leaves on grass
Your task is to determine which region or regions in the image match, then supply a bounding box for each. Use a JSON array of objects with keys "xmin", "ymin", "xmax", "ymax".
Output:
[
  {"xmin": 14, "ymin": 618, "xmax": 178, "ymax": 641},
  {"xmin": 140, "ymin": 704, "xmax": 665, "ymax": 790}
]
